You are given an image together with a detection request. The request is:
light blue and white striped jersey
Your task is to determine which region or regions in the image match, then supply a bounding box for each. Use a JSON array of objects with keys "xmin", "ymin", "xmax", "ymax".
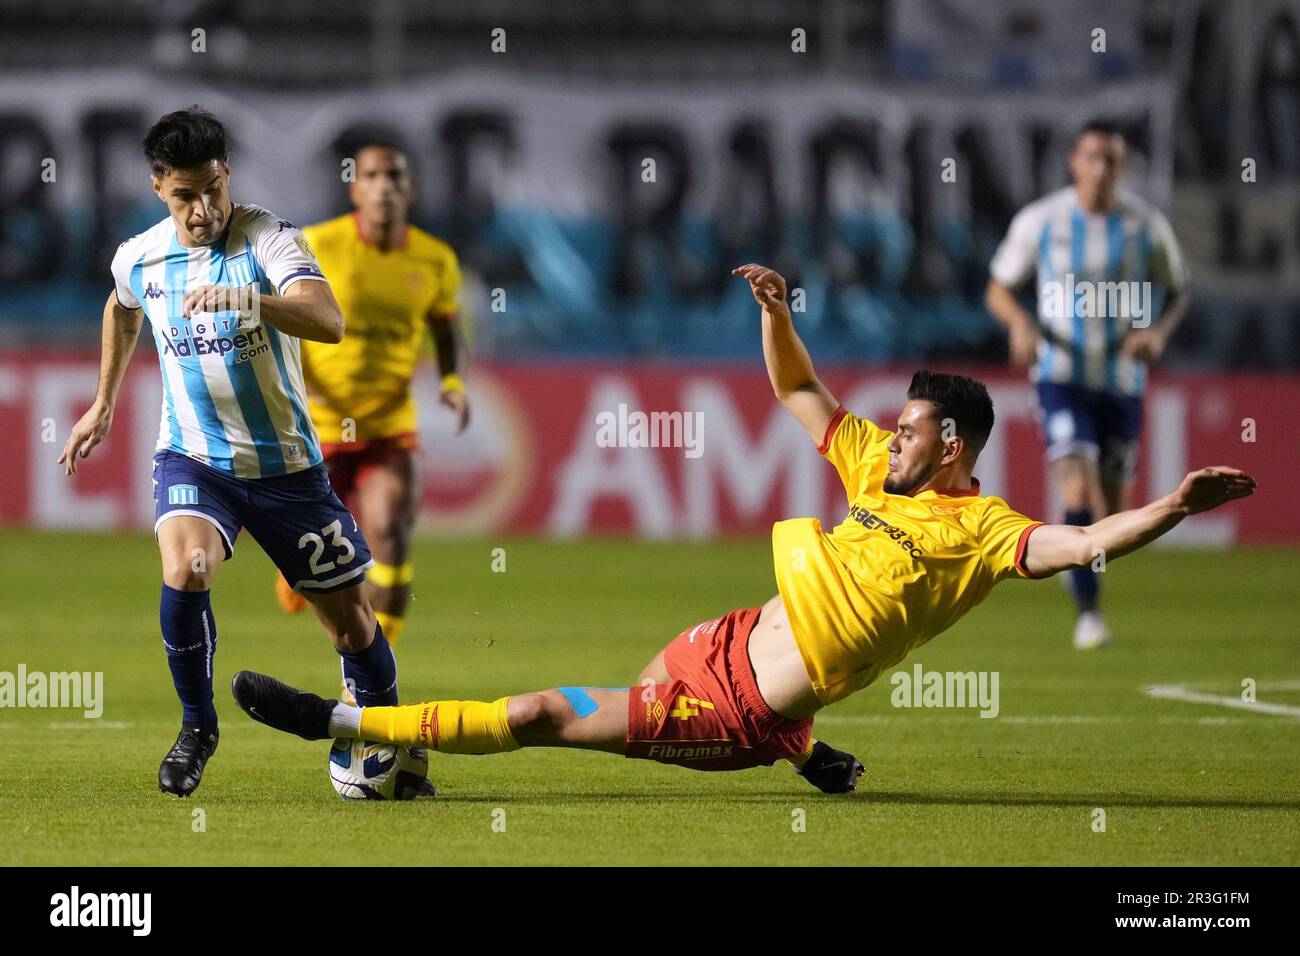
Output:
[
  {"xmin": 112, "ymin": 203, "xmax": 327, "ymax": 478},
  {"xmin": 990, "ymin": 186, "xmax": 1188, "ymax": 396}
]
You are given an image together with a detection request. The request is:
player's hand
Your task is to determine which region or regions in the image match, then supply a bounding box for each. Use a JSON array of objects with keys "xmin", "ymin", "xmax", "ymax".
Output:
[
  {"xmin": 58, "ymin": 400, "xmax": 114, "ymax": 475},
  {"xmin": 440, "ymin": 388, "xmax": 470, "ymax": 433},
  {"xmin": 182, "ymin": 284, "xmax": 253, "ymax": 319},
  {"xmin": 1008, "ymin": 318, "xmax": 1041, "ymax": 369},
  {"xmin": 1121, "ymin": 327, "xmax": 1167, "ymax": 364},
  {"xmin": 1173, "ymin": 466, "xmax": 1256, "ymax": 516},
  {"xmin": 732, "ymin": 263, "xmax": 790, "ymax": 319}
]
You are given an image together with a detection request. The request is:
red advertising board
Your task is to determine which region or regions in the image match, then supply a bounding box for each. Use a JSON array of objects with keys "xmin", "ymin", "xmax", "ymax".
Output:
[{"xmin": 0, "ymin": 351, "xmax": 1294, "ymax": 545}]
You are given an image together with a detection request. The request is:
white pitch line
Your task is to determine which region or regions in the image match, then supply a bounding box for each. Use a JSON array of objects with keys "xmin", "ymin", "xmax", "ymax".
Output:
[{"xmin": 1145, "ymin": 684, "xmax": 1300, "ymax": 720}]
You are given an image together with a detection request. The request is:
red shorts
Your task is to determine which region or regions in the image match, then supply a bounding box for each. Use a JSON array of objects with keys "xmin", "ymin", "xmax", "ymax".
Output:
[
  {"xmin": 319, "ymin": 432, "xmax": 420, "ymax": 505},
  {"xmin": 626, "ymin": 606, "xmax": 814, "ymax": 771}
]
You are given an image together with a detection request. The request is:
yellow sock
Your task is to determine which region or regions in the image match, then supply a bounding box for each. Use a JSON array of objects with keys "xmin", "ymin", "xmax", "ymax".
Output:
[
  {"xmin": 788, "ymin": 737, "xmax": 817, "ymax": 768},
  {"xmin": 373, "ymin": 611, "xmax": 405, "ymax": 645},
  {"xmin": 368, "ymin": 561, "xmax": 413, "ymax": 589},
  {"xmin": 359, "ymin": 697, "xmax": 519, "ymax": 754}
]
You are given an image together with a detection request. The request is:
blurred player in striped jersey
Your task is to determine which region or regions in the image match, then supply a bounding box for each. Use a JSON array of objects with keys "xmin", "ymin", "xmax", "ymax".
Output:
[
  {"xmin": 273, "ymin": 141, "xmax": 468, "ymax": 652},
  {"xmin": 58, "ymin": 109, "xmax": 419, "ymax": 796},
  {"xmin": 985, "ymin": 120, "xmax": 1190, "ymax": 650}
]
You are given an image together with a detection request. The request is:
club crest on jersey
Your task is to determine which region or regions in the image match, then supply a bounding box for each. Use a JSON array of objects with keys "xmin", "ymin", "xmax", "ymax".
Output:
[
  {"xmin": 222, "ymin": 253, "xmax": 255, "ymax": 288},
  {"xmin": 167, "ymin": 484, "xmax": 199, "ymax": 505}
]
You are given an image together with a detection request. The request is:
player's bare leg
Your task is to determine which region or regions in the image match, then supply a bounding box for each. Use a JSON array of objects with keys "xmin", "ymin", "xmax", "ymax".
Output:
[
  {"xmin": 355, "ymin": 448, "xmax": 420, "ymax": 645},
  {"xmin": 155, "ymin": 515, "xmax": 226, "ymax": 796},
  {"xmin": 301, "ymin": 582, "xmax": 378, "ymax": 654},
  {"xmin": 232, "ymin": 671, "xmax": 862, "ymax": 793},
  {"xmin": 743, "ymin": 596, "xmax": 864, "ymax": 790},
  {"xmin": 236, "ymin": 594, "xmax": 859, "ymax": 791},
  {"xmin": 636, "ymin": 649, "xmax": 669, "ymax": 684},
  {"xmin": 1052, "ymin": 455, "xmax": 1112, "ymax": 649},
  {"xmin": 233, "ymin": 671, "xmax": 628, "ymax": 751}
]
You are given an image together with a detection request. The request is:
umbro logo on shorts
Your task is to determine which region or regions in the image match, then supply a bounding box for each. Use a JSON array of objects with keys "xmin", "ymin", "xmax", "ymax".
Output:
[{"xmin": 167, "ymin": 484, "xmax": 199, "ymax": 505}]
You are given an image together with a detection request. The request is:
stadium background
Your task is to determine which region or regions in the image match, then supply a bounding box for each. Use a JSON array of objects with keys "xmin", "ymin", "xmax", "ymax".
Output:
[{"xmin": 1, "ymin": 0, "xmax": 1298, "ymax": 543}]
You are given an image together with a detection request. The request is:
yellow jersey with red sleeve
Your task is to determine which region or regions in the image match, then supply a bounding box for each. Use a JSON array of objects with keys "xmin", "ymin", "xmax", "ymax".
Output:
[
  {"xmin": 771, "ymin": 406, "xmax": 1044, "ymax": 706},
  {"xmin": 299, "ymin": 213, "xmax": 462, "ymax": 445}
]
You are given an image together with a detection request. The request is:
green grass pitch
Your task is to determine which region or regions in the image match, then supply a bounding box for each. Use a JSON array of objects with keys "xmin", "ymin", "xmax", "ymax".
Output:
[{"xmin": 1, "ymin": 528, "xmax": 1297, "ymax": 866}]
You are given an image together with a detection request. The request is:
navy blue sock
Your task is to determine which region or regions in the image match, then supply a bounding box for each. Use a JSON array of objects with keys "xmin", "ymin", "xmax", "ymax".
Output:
[
  {"xmin": 160, "ymin": 584, "xmax": 218, "ymax": 730},
  {"xmin": 1064, "ymin": 508, "xmax": 1099, "ymax": 613},
  {"xmin": 340, "ymin": 623, "xmax": 398, "ymax": 706}
]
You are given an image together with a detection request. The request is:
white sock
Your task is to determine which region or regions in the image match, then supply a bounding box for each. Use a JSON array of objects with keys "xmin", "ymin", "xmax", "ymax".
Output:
[{"xmin": 328, "ymin": 703, "xmax": 362, "ymax": 738}]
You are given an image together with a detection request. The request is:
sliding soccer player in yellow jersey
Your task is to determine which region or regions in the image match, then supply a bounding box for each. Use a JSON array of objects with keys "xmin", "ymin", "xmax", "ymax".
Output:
[
  {"xmin": 275, "ymin": 142, "xmax": 469, "ymax": 649},
  {"xmin": 236, "ymin": 264, "xmax": 1255, "ymax": 794}
]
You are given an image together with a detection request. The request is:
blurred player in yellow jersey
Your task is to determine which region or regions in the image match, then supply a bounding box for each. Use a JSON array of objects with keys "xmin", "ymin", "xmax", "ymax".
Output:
[
  {"xmin": 239, "ymin": 264, "xmax": 1254, "ymax": 796},
  {"xmin": 275, "ymin": 142, "xmax": 469, "ymax": 648}
]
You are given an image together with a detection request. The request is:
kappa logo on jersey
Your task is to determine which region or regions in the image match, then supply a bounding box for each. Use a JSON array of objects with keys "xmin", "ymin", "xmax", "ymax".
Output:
[
  {"xmin": 167, "ymin": 484, "xmax": 199, "ymax": 505},
  {"xmin": 143, "ymin": 281, "xmax": 165, "ymax": 299}
]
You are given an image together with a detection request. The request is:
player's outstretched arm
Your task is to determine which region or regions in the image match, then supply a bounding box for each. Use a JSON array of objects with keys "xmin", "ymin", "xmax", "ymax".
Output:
[
  {"xmin": 1022, "ymin": 467, "xmax": 1256, "ymax": 577},
  {"xmin": 58, "ymin": 290, "xmax": 143, "ymax": 475},
  {"xmin": 181, "ymin": 279, "xmax": 345, "ymax": 344},
  {"xmin": 732, "ymin": 263, "xmax": 839, "ymax": 446}
]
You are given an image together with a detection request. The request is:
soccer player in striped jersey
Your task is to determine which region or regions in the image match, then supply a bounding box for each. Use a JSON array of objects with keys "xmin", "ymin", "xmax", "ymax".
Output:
[
  {"xmin": 986, "ymin": 120, "xmax": 1190, "ymax": 650},
  {"xmin": 230, "ymin": 265, "xmax": 1252, "ymax": 792},
  {"xmin": 272, "ymin": 141, "xmax": 469, "ymax": 651},
  {"xmin": 58, "ymin": 108, "xmax": 425, "ymax": 797}
]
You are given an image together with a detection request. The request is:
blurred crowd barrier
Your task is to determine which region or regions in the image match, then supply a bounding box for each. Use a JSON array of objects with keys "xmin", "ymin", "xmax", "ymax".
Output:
[{"xmin": 1, "ymin": 70, "xmax": 1173, "ymax": 361}]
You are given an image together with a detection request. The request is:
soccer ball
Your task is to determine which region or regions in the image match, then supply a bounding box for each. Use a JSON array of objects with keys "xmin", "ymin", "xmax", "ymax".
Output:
[{"xmin": 327, "ymin": 738, "xmax": 432, "ymax": 800}]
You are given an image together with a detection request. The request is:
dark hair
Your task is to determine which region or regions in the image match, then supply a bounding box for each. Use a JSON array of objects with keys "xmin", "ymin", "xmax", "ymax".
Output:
[
  {"xmin": 143, "ymin": 107, "xmax": 227, "ymax": 176},
  {"xmin": 907, "ymin": 370, "xmax": 995, "ymax": 459},
  {"xmin": 333, "ymin": 129, "xmax": 408, "ymax": 166},
  {"xmin": 1077, "ymin": 118, "xmax": 1124, "ymax": 142},
  {"xmin": 355, "ymin": 139, "xmax": 407, "ymax": 158}
]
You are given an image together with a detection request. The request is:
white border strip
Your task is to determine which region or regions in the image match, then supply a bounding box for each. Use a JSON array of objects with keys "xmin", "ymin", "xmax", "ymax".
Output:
[
  {"xmin": 294, "ymin": 558, "xmax": 375, "ymax": 592},
  {"xmin": 154, "ymin": 509, "xmax": 236, "ymax": 557}
]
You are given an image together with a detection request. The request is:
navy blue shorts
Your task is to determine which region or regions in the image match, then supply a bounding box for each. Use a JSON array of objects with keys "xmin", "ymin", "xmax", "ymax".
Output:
[
  {"xmin": 1035, "ymin": 382, "xmax": 1143, "ymax": 481},
  {"xmin": 152, "ymin": 450, "xmax": 374, "ymax": 593}
]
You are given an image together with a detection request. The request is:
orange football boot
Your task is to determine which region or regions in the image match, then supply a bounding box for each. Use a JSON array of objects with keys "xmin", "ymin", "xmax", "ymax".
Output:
[{"xmin": 275, "ymin": 572, "xmax": 307, "ymax": 614}]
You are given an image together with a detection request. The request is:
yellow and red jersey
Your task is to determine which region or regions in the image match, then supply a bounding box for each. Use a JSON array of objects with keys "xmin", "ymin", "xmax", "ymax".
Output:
[
  {"xmin": 772, "ymin": 407, "xmax": 1043, "ymax": 706},
  {"xmin": 300, "ymin": 213, "xmax": 461, "ymax": 445}
]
